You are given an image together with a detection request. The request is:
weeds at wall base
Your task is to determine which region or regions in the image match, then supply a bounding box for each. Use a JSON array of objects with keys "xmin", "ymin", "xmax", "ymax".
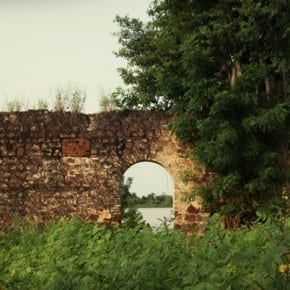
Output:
[{"xmin": 0, "ymin": 215, "xmax": 289, "ymax": 289}]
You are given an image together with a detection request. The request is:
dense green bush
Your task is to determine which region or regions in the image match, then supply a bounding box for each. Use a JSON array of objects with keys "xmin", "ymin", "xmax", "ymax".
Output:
[
  {"xmin": 114, "ymin": 0, "xmax": 290, "ymax": 227},
  {"xmin": 0, "ymin": 216, "xmax": 289, "ymax": 289}
]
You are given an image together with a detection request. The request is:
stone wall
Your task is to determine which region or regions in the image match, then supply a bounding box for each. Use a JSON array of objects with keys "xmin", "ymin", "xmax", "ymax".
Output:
[{"xmin": 0, "ymin": 110, "xmax": 208, "ymax": 229}]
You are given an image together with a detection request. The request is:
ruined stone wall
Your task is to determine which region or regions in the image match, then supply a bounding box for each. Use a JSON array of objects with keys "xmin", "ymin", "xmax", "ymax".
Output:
[{"xmin": 0, "ymin": 110, "xmax": 208, "ymax": 229}]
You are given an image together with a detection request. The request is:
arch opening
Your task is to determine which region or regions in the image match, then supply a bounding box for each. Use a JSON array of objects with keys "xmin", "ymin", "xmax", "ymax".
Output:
[{"xmin": 122, "ymin": 161, "xmax": 174, "ymax": 227}]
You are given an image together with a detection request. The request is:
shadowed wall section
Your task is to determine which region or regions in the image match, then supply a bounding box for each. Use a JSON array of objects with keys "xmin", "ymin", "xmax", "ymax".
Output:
[{"xmin": 0, "ymin": 110, "xmax": 208, "ymax": 230}]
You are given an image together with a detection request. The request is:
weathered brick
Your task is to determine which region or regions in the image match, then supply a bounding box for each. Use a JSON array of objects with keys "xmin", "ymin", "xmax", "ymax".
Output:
[{"xmin": 0, "ymin": 110, "xmax": 207, "ymax": 230}]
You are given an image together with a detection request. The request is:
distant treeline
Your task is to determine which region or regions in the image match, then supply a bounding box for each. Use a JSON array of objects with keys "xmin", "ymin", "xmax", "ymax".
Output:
[
  {"xmin": 121, "ymin": 177, "xmax": 172, "ymax": 208},
  {"xmin": 126, "ymin": 192, "xmax": 172, "ymax": 208}
]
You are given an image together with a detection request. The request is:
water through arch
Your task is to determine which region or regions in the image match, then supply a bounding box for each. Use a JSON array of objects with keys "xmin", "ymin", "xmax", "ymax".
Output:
[{"xmin": 123, "ymin": 161, "xmax": 174, "ymax": 227}]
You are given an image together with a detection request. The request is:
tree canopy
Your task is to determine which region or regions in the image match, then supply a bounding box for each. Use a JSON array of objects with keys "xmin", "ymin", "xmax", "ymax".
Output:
[{"xmin": 114, "ymin": 0, "xmax": 290, "ymax": 227}]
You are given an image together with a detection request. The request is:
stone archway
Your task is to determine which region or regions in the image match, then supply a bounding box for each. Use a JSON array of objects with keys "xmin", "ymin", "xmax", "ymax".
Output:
[
  {"xmin": 0, "ymin": 110, "xmax": 208, "ymax": 229},
  {"xmin": 118, "ymin": 135, "xmax": 207, "ymax": 230}
]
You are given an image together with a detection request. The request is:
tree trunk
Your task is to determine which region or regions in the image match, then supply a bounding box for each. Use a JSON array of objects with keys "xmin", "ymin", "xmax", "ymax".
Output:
[{"xmin": 230, "ymin": 60, "xmax": 242, "ymax": 87}]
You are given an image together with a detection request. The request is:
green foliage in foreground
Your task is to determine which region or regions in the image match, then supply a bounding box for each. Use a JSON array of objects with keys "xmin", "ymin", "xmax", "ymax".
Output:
[{"xmin": 0, "ymin": 216, "xmax": 289, "ymax": 290}]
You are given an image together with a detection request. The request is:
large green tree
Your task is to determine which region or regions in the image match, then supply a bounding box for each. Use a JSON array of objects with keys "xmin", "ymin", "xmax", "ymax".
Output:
[{"xmin": 115, "ymin": 0, "xmax": 290, "ymax": 227}]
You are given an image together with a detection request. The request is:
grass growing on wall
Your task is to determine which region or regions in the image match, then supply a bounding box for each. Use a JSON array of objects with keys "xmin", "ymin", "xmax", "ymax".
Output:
[{"xmin": 0, "ymin": 215, "xmax": 289, "ymax": 289}]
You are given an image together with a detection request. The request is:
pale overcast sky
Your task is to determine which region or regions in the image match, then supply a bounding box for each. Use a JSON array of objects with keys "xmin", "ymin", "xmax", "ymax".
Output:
[
  {"xmin": 125, "ymin": 162, "xmax": 174, "ymax": 197},
  {"xmin": 0, "ymin": 0, "xmax": 174, "ymax": 198},
  {"xmin": 0, "ymin": 0, "xmax": 149, "ymax": 112}
]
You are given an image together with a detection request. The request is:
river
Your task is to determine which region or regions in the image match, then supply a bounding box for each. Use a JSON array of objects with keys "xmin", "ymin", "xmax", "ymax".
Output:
[{"xmin": 138, "ymin": 208, "xmax": 174, "ymax": 228}]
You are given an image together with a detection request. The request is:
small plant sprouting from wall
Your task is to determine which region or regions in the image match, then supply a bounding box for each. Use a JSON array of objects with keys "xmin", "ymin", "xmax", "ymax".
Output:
[
  {"xmin": 98, "ymin": 87, "xmax": 127, "ymax": 112},
  {"xmin": 53, "ymin": 86, "xmax": 87, "ymax": 113},
  {"xmin": 2, "ymin": 85, "xmax": 87, "ymax": 113},
  {"xmin": 180, "ymin": 169, "xmax": 191, "ymax": 184},
  {"xmin": 69, "ymin": 87, "xmax": 87, "ymax": 113},
  {"xmin": 99, "ymin": 92, "xmax": 118, "ymax": 112},
  {"xmin": 5, "ymin": 99, "xmax": 25, "ymax": 112},
  {"xmin": 36, "ymin": 98, "xmax": 49, "ymax": 110},
  {"xmin": 53, "ymin": 87, "xmax": 69, "ymax": 112}
]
